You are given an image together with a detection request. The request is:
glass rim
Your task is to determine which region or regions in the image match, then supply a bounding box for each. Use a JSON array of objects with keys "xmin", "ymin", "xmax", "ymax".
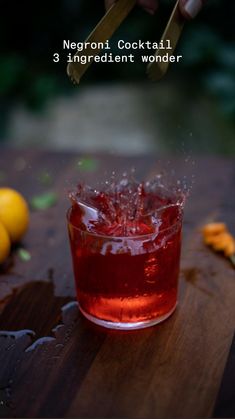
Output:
[{"xmin": 66, "ymin": 204, "xmax": 183, "ymax": 241}]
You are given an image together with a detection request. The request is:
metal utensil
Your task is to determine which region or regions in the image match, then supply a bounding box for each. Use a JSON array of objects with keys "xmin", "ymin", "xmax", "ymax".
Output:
[
  {"xmin": 67, "ymin": 0, "xmax": 136, "ymax": 85},
  {"xmin": 147, "ymin": 0, "xmax": 185, "ymax": 81}
]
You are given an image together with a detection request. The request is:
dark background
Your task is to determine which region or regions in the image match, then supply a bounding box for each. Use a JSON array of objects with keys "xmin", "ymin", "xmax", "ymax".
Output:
[{"xmin": 1, "ymin": 0, "xmax": 235, "ymax": 154}]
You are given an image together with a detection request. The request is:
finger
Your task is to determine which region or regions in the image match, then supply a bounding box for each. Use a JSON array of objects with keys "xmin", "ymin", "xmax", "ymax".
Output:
[
  {"xmin": 179, "ymin": 0, "xmax": 204, "ymax": 19},
  {"xmin": 138, "ymin": 0, "xmax": 159, "ymax": 15}
]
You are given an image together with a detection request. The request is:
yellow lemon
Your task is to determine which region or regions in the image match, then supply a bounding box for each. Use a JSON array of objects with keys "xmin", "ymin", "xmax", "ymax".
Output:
[
  {"xmin": 0, "ymin": 221, "xmax": 11, "ymax": 264},
  {"xmin": 0, "ymin": 188, "xmax": 29, "ymax": 243}
]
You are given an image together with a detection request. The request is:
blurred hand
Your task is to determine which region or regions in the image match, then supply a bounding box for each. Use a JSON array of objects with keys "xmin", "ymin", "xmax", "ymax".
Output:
[{"xmin": 105, "ymin": 0, "xmax": 205, "ymax": 19}]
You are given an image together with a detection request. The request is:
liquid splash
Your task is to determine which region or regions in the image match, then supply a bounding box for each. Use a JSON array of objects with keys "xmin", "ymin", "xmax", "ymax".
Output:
[
  {"xmin": 25, "ymin": 337, "xmax": 56, "ymax": 353},
  {"xmin": 0, "ymin": 299, "xmax": 80, "ymax": 414},
  {"xmin": 69, "ymin": 172, "xmax": 186, "ymax": 238},
  {"xmin": 61, "ymin": 301, "xmax": 79, "ymax": 325},
  {"xmin": 0, "ymin": 330, "xmax": 35, "ymax": 340}
]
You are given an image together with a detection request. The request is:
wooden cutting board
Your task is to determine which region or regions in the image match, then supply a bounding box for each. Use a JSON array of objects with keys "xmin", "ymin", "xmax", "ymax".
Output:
[{"xmin": 0, "ymin": 149, "xmax": 234, "ymax": 418}]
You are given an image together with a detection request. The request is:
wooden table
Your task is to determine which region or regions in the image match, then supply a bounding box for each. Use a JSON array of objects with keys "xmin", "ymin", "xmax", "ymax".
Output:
[{"xmin": 0, "ymin": 149, "xmax": 234, "ymax": 418}]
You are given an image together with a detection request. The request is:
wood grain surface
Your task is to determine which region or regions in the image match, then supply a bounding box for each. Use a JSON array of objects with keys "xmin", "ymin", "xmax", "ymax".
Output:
[
  {"xmin": 0, "ymin": 149, "xmax": 234, "ymax": 418},
  {"xmin": 214, "ymin": 332, "xmax": 235, "ymax": 418}
]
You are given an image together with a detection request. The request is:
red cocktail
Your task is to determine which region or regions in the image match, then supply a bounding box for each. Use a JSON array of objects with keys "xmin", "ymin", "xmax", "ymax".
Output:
[{"xmin": 67, "ymin": 179, "xmax": 184, "ymax": 329}]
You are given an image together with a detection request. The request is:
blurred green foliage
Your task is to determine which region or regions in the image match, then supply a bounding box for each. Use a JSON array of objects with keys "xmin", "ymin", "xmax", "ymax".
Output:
[
  {"xmin": 180, "ymin": 25, "xmax": 235, "ymax": 121},
  {"xmin": 0, "ymin": 0, "xmax": 234, "ymax": 138}
]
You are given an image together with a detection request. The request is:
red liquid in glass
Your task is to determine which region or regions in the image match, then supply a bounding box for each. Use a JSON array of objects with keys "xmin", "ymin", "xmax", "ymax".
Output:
[{"xmin": 68, "ymin": 183, "xmax": 183, "ymax": 327}]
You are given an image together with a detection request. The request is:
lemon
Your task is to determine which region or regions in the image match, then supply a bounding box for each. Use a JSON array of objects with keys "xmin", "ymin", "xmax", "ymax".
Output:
[
  {"xmin": 0, "ymin": 221, "xmax": 11, "ymax": 264},
  {"xmin": 0, "ymin": 188, "xmax": 29, "ymax": 243}
]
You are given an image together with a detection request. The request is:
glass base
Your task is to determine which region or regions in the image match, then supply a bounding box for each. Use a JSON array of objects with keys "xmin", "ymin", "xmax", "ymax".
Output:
[{"xmin": 79, "ymin": 302, "xmax": 177, "ymax": 330}]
